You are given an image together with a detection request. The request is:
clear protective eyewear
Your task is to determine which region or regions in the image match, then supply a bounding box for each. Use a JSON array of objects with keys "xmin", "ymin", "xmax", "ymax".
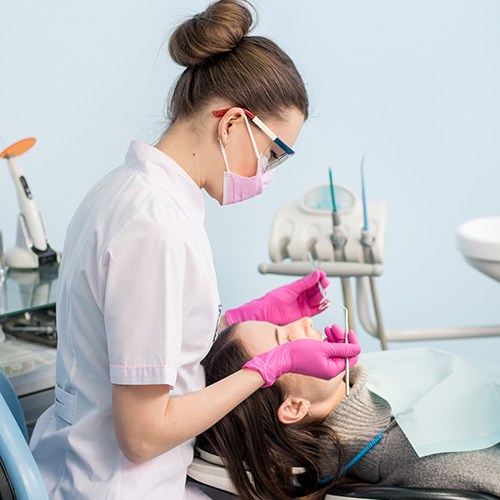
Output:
[{"xmin": 212, "ymin": 108, "xmax": 295, "ymax": 170}]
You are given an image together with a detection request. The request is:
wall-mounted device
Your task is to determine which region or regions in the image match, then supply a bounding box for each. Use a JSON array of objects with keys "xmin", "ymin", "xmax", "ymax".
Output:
[{"xmin": 0, "ymin": 138, "xmax": 59, "ymax": 269}]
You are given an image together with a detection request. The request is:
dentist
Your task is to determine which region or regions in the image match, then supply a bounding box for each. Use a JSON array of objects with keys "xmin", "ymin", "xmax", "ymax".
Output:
[{"xmin": 30, "ymin": 1, "xmax": 360, "ymax": 498}]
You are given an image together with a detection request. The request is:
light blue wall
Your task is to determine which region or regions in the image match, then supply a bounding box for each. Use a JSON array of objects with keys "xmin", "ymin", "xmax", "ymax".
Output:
[{"xmin": 1, "ymin": 1, "xmax": 499, "ymax": 362}]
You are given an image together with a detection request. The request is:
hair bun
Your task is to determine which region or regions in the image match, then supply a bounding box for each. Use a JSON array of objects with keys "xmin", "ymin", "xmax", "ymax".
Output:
[{"xmin": 169, "ymin": 0, "xmax": 255, "ymax": 67}]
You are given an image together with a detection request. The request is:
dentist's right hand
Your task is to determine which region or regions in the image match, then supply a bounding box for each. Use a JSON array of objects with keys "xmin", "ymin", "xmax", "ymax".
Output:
[{"xmin": 242, "ymin": 336, "xmax": 361, "ymax": 387}]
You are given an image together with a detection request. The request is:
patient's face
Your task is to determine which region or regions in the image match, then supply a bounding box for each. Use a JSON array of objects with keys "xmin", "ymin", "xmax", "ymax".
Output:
[
  {"xmin": 234, "ymin": 318, "xmax": 346, "ymax": 410},
  {"xmin": 236, "ymin": 317, "xmax": 323, "ymax": 358}
]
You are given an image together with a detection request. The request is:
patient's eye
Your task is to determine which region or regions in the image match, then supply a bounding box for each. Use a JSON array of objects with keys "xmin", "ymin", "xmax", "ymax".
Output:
[{"xmin": 275, "ymin": 328, "xmax": 292, "ymax": 345}]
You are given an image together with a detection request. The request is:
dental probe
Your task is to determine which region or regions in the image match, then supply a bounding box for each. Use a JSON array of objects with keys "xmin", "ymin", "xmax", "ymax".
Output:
[
  {"xmin": 340, "ymin": 304, "xmax": 350, "ymax": 397},
  {"xmin": 307, "ymin": 251, "xmax": 330, "ymax": 310}
]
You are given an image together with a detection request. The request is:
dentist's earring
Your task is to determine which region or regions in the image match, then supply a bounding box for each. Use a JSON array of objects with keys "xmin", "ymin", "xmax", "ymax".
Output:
[
  {"xmin": 307, "ymin": 402, "xmax": 312, "ymax": 418},
  {"xmin": 218, "ymin": 136, "xmax": 229, "ymax": 148}
]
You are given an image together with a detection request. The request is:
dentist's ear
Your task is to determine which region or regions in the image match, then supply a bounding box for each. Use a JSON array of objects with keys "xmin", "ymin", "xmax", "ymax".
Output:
[
  {"xmin": 216, "ymin": 107, "xmax": 246, "ymax": 146},
  {"xmin": 277, "ymin": 396, "xmax": 311, "ymax": 425}
]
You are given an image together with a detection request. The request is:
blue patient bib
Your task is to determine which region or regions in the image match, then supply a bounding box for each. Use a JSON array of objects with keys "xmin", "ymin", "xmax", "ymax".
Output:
[{"xmin": 360, "ymin": 347, "xmax": 500, "ymax": 457}]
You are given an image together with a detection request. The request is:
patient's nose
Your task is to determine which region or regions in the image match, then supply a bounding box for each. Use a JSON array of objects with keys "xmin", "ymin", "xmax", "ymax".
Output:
[{"xmin": 288, "ymin": 317, "xmax": 313, "ymax": 339}]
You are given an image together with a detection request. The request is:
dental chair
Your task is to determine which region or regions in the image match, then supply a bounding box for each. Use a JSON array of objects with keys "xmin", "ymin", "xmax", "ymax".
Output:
[
  {"xmin": 0, "ymin": 369, "xmax": 28, "ymax": 443},
  {"xmin": 0, "ymin": 369, "xmax": 48, "ymax": 500},
  {"xmin": 187, "ymin": 444, "xmax": 500, "ymax": 500},
  {"xmin": 1, "ymin": 369, "xmax": 495, "ymax": 500}
]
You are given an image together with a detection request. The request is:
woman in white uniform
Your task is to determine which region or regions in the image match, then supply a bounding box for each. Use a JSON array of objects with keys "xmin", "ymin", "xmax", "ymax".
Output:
[{"xmin": 30, "ymin": 1, "xmax": 361, "ymax": 498}]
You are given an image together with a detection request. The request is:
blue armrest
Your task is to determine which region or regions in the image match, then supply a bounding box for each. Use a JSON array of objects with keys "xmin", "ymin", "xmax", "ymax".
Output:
[
  {"xmin": 0, "ymin": 396, "xmax": 48, "ymax": 500},
  {"xmin": 0, "ymin": 369, "xmax": 29, "ymax": 442}
]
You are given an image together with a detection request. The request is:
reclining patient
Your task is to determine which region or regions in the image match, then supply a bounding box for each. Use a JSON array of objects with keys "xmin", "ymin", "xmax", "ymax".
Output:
[{"xmin": 201, "ymin": 318, "xmax": 500, "ymax": 500}]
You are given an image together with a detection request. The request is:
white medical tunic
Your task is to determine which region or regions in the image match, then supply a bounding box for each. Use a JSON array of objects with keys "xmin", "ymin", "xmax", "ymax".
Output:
[{"xmin": 30, "ymin": 141, "xmax": 220, "ymax": 499}]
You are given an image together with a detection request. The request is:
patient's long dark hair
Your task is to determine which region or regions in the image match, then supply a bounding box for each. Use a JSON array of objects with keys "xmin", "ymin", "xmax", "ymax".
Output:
[{"xmin": 201, "ymin": 324, "xmax": 343, "ymax": 500}]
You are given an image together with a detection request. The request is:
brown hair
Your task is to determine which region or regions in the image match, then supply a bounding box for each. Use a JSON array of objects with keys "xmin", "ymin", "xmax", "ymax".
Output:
[
  {"xmin": 201, "ymin": 325, "xmax": 343, "ymax": 500},
  {"xmin": 167, "ymin": 0, "xmax": 309, "ymax": 123}
]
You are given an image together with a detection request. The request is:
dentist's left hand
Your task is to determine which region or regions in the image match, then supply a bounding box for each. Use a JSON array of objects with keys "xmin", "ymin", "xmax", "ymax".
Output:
[
  {"xmin": 242, "ymin": 337, "xmax": 360, "ymax": 387},
  {"xmin": 225, "ymin": 270, "xmax": 330, "ymax": 326},
  {"xmin": 323, "ymin": 324, "xmax": 361, "ymax": 368}
]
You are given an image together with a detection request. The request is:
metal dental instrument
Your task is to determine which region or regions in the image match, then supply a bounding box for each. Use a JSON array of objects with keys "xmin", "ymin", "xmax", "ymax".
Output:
[
  {"xmin": 307, "ymin": 251, "xmax": 330, "ymax": 310},
  {"xmin": 339, "ymin": 303, "xmax": 350, "ymax": 396}
]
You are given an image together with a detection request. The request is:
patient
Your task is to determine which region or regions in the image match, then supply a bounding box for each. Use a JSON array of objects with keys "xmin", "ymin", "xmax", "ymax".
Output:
[{"xmin": 201, "ymin": 318, "xmax": 500, "ymax": 500}]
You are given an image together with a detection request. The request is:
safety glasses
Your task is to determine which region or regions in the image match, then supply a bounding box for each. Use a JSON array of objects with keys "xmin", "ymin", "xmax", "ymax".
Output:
[{"xmin": 212, "ymin": 108, "xmax": 295, "ymax": 170}]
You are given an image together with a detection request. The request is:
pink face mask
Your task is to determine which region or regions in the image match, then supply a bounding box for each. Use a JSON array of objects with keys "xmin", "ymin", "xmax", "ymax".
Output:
[{"xmin": 220, "ymin": 116, "xmax": 274, "ymax": 205}]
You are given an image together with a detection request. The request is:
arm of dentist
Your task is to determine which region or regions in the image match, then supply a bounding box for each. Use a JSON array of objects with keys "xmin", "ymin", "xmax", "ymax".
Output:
[
  {"xmin": 112, "ymin": 336, "xmax": 359, "ymax": 464},
  {"xmin": 112, "ymin": 369, "xmax": 263, "ymax": 464}
]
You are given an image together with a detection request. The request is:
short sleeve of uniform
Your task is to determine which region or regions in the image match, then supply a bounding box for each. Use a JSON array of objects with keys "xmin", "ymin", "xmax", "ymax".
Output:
[{"xmin": 103, "ymin": 210, "xmax": 185, "ymax": 386}]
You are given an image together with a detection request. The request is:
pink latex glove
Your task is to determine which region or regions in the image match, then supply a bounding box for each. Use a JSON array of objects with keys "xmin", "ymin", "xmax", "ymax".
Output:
[
  {"xmin": 225, "ymin": 270, "xmax": 330, "ymax": 326},
  {"xmin": 242, "ymin": 337, "xmax": 360, "ymax": 387},
  {"xmin": 324, "ymin": 324, "xmax": 360, "ymax": 368}
]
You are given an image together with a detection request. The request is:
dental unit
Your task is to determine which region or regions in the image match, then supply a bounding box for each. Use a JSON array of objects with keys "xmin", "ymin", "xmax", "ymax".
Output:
[{"xmin": 258, "ymin": 156, "xmax": 500, "ymax": 349}]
